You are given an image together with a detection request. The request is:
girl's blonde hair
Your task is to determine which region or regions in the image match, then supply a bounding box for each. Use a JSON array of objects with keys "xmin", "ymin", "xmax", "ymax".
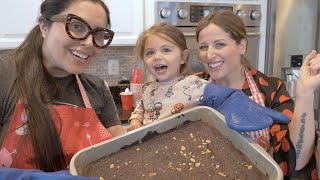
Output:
[{"xmin": 133, "ymin": 23, "xmax": 191, "ymax": 81}]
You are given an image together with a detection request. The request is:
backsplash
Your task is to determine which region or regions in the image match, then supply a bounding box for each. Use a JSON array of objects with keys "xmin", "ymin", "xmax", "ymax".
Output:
[
  {"xmin": 84, "ymin": 46, "xmax": 136, "ymax": 86},
  {"xmin": 0, "ymin": 47, "xmax": 136, "ymax": 86},
  {"xmin": 0, "ymin": 47, "xmax": 203, "ymax": 87}
]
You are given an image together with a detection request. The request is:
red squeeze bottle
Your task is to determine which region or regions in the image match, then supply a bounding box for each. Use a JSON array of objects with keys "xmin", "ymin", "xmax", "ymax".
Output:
[
  {"xmin": 130, "ymin": 67, "xmax": 143, "ymax": 107},
  {"xmin": 131, "ymin": 67, "xmax": 143, "ymax": 84}
]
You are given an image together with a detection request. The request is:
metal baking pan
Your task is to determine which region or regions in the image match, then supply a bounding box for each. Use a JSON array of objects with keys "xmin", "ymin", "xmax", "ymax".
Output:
[{"xmin": 70, "ymin": 106, "xmax": 283, "ymax": 180}]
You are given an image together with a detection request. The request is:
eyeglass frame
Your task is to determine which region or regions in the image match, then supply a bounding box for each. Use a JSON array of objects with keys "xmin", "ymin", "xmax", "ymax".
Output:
[{"xmin": 50, "ymin": 13, "xmax": 114, "ymax": 49}]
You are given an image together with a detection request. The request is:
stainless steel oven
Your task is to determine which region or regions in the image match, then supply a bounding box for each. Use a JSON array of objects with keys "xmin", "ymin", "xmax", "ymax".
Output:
[{"xmin": 155, "ymin": 1, "xmax": 261, "ymax": 72}]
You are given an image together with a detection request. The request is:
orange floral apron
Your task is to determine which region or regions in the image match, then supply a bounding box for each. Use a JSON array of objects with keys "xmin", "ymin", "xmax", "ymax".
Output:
[{"xmin": 0, "ymin": 75, "xmax": 112, "ymax": 169}]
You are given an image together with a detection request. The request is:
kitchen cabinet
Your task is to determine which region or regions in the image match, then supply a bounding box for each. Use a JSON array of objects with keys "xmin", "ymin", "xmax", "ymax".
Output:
[
  {"xmin": 104, "ymin": 0, "xmax": 144, "ymax": 46},
  {"xmin": 0, "ymin": 0, "xmax": 42, "ymax": 49},
  {"xmin": 0, "ymin": 0, "xmax": 144, "ymax": 49}
]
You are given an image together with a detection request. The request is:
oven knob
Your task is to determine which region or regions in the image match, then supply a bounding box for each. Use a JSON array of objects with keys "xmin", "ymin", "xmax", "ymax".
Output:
[
  {"xmin": 177, "ymin": 8, "xmax": 188, "ymax": 19},
  {"xmin": 236, "ymin": 10, "xmax": 246, "ymax": 19},
  {"xmin": 160, "ymin": 8, "xmax": 171, "ymax": 19},
  {"xmin": 250, "ymin": 10, "xmax": 261, "ymax": 20}
]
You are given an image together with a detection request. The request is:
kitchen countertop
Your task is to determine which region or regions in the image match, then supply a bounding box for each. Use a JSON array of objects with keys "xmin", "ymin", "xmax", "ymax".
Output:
[
  {"xmin": 109, "ymin": 86, "xmax": 133, "ymax": 124},
  {"xmin": 116, "ymin": 104, "xmax": 133, "ymax": 123}
]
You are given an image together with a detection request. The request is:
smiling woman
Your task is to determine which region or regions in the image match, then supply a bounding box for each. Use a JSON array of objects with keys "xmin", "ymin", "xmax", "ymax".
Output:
[
  {"xmin": 0, "ymin": 0, "xmax": 125, "ymax": 172},
  {"xmin": 196, "ymin": 11, "xmax": 319, "ymax": 179}
]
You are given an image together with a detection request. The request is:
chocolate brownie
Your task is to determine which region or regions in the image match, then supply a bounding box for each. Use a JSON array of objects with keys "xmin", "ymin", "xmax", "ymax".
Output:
[{"xmin": 85, "ymin": 121, "xmax": 268, "ymax": 179}]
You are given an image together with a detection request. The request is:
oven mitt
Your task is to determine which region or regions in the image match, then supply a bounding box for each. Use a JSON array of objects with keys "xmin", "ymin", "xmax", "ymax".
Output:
[
  {"xmin": 0, "ymin": 167, "xmax": 95, "ymax": 180},
  {"xmin": 203, "ymin": 83, "xmax": 290, "ymax": 132}
]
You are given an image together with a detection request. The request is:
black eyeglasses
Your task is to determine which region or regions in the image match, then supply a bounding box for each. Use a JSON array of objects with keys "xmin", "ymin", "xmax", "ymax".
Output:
[{"xmin": 50, "ymin": 13, "xmax": 114, "ymax": 49}]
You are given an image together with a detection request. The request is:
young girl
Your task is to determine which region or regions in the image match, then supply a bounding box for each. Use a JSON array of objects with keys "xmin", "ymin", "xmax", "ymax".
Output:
[{"xmin": 127, "ymin": 23, "xmax": 208, "ymax": 131}]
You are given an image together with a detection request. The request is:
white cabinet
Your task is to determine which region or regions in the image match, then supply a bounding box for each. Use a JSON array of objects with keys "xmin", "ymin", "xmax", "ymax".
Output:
[
  {"xmin": 0, "ymin": 0, "xmax": 42, "ymax": 49},
  {"xmin": 104, "ymin": 0, "xmax": 144, "ymax": 46},
  {"xmin": 0, "ymin": 0, "xmax": 144, "ymax": 49}
]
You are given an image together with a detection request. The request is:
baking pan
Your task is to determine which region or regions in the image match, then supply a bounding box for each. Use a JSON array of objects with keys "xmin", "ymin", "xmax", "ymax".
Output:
[{"xmin": 69, "ymin": 106, "xmax": 283, "ymax": 180}]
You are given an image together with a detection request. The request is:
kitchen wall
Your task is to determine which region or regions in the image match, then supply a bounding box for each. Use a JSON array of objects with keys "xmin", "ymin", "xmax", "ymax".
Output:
[
  {"xmin": 0, "ymin": 47, "xmax": 135, "ymax": 87},
  {"xmin": 0, "ymin": 48, "xmax": 203, "ymax": 87}
]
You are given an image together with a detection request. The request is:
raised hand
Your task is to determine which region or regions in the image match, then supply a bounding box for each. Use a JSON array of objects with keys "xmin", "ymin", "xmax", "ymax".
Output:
[{"xmin": 296, "ymin": 50, "xmax": 320, "ymax": 96}]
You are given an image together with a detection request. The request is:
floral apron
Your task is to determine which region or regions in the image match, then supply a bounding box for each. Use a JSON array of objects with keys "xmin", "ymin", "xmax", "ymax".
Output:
[{"xmin": 0, "ymin": 75, "xmax": 112, "ymax": 169}]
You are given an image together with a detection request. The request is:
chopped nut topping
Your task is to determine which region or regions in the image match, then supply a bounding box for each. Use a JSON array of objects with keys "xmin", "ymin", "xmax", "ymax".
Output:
[
  {"xmin": 99, "ymin": 177, "xmax": 104, "ymax": 180},
  {"xmin": 190, "ymin": 158, "xmax": 196, "ymax": 162},
  {"xmin": 176, "ymin": 168, "xmax": 182, "ymax": 172},
  {"xmin": 109, "ymin": 164, "xmax": 114, "ymax": 168},
  {"xmin": 172, "ymin": 137, "xmax": 177, "ymax": 140},
  {"xmin": 148, "ymin": 173, "xmax": 157, "ymax": 177},
  {"xmin": 218, "ymin": 172, "xmax": 227, "ymax": 177},
  {"xmin": 181, "ymin": 146, "xmax": 186, "ymax": 151},
  {"xmin": 247, "ymin": 165, "xmax": 253, "ymax": 170},
  {"xmin": 195, "ymin": 162, "xmax": 201, "ymax": 167},
  {"xmin": 136, "ymin": 148, "xmax": 140, "ymax": 151},
  {"xmin": 206, "ymin": 140, "xmax": 212, "ymax": 143}
]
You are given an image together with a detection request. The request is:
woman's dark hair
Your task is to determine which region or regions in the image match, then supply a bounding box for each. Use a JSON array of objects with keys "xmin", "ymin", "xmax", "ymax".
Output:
[
  {"xmin": 14, "ymin": 0, "xmax": 110, "ymax": 171},
  {"xmin": 196, "ymin": 11, "xmax": 251, "ymax": 68}
]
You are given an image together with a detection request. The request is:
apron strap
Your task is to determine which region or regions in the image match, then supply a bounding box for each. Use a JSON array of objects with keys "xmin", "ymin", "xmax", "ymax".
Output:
[
  {"xmin": 75, "ymin": 74, "xmax": 92, "ymax": 108},
  {"xmin": 244, "ymin": 68, "xmax": 265, "ymax": 106},
  {"xmin": 243, "ymin": 68, "xmax": 269, "ymax": 150}
]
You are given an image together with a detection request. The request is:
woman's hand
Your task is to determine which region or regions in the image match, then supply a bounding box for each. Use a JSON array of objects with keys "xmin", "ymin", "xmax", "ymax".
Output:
[
  {"xmin": 127, "ymin": 119, "xmax": 142, "ymax": 132},
  {"xmin": 296, "ymin": 50, "xmax": 320, "ymax": 97},
  {"xmin": 107, "ymin": 125, "xmax": 126, "ymax": 137}
]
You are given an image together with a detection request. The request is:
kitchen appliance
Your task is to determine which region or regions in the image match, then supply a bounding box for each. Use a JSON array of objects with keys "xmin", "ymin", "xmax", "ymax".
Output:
[
  {"xmin": 265, "ymin": 0, "xmax": 320, "ymax": 130},
  {"xmin": 155, "ymin": 1, "xmax": 262, "ymax": 72}
]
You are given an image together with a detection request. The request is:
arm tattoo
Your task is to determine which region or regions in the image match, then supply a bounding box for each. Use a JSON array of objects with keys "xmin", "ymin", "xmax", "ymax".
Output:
[{"xmin": 295, "ymin": 113, "xmax": 306, "ymax": 159}]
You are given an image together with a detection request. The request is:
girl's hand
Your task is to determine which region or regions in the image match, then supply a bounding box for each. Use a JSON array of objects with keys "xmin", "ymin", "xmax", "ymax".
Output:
[
  {"xmin": 296, "ymin": 50, "xmax": 320, "ymax": 97},
  {"xmin": 127, "ymin": 119, "xmax": 142, "ymax": 132}
]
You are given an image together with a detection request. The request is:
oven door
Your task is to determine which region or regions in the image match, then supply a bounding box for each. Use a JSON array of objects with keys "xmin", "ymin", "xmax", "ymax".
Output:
[{"xmin": 245, "ymin": 32, "xmax": 260, "ymax": 69}]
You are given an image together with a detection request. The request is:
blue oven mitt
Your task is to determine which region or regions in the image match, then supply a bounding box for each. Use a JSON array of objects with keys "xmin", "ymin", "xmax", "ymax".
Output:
[
  {"xmin": 0, "ymin": 167, "xmax": 95, "ymax": 180},
  {"xmin": 203, "ymin": 83, "xmax": 290, "ymax": 132}
]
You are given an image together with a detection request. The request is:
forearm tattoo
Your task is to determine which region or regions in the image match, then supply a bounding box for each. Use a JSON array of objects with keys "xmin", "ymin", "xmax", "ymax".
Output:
[{"xmin": 295, "ymin": 113, "xmax": 306, "ymax": 159}]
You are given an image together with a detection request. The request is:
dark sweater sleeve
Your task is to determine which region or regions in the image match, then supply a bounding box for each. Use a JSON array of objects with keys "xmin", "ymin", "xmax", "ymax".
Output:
[
  {"xmin": 79, "ymin": 74, "xmax": 121, "ymax": 128},
  {"xmin": 0, "ymin": 55, "xmax": 19, "ymax": 147},
  {"xmin": 99, "ymin": 80, "xmax": 121, "ymax": 128}
]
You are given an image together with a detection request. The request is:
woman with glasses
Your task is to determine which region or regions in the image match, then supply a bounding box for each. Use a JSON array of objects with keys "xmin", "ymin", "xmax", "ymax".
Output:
[{"xmin": 0, "ymin": 0, "xmax": 125, "ymax": 171}]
